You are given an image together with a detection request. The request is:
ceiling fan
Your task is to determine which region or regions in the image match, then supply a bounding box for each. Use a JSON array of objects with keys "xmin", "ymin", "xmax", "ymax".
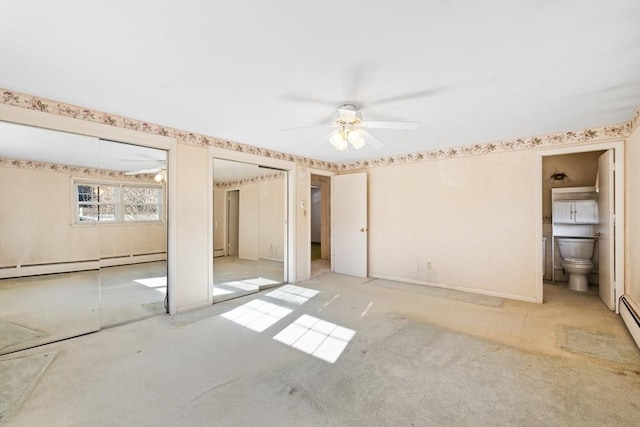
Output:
[
  {"xmin": 287, "ymin": 103, "xmax": 419, "ymax": 152},
  {"xmin": 124, "ymin": 163, "xmax": 166, "ymax": 182}
]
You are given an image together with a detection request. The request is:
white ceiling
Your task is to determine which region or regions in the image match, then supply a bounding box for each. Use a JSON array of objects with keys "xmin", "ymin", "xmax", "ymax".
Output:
[
  {"xmin": 0, "ymin": 121, "xmax": 166, "ymax": 172},
  {"xmin": 1, "ymin": 1, "xmax": 639, "ymax": 164}
]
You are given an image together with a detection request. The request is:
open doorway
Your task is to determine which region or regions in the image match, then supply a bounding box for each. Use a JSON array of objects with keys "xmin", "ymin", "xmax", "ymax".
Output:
[
  {"xmin": 537, "ymin": 141, "xmax": 625, "ymax": 312},
  {"xmin": 310, "ymin": 174, "xmax": 331, "ymax": 277}
]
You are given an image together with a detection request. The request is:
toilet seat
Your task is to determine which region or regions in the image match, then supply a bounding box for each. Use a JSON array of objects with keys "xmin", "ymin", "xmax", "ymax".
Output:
[{"xmin": 563, "ymin": 258, "xmax": 592, "ymax": 265}]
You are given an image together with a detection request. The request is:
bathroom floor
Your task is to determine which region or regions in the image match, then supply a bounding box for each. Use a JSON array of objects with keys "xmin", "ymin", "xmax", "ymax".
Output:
[{"xmin": 544, "ymin": 279, "xmax": 599, "ymax": 296}]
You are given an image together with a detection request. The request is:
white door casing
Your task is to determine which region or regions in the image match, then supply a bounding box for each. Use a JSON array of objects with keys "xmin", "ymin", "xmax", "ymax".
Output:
[
  {"xmin": 598, "ymin": 150, "xmax": 615, "ymax": 310},
  {"xmin": 227, "ymin": 190, "xmax": 239, "ymax": 256},
  {"xmin": 332, "ymin": 173, "xmax": 368, "ymax": 277}
]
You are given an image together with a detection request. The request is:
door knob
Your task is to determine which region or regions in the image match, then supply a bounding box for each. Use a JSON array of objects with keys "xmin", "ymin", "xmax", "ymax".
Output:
[
  {"xmin": 360, "ymin": 228, "xmax": 367, "ymax": 232},
  {"xmin": 593, "ymin": 232, "xmax": 602, "ymax": 237}
]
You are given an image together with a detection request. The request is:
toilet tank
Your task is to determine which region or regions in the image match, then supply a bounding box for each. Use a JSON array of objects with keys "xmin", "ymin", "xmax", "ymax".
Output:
[{"xmin": 557, "ymin": 238, "xmax": 595, "ymax": 259}]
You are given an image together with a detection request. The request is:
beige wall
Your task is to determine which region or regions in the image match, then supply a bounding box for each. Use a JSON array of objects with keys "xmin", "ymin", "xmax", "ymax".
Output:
[
  {"xmin": 175, "ymin": 143, "xmax": 210, "ymax": 310},
  {"xmin": 212, "ymin": 176, "xmax": 286, "ymax": 261},
  {"xmin": 239, "ymin": 183, "xmax": 259, "ymax": 260},
  {"xmin": 3, "ymin": 100, "xmax": 638, "ymax": 314},
  {"xmin": 366, "ymin": 150, "xmax": 538, "ymax": 301},
  {"xmin": 0, "ymin": 166, "xmax": 165, "ymax": 268},
  {"xmin": 0, "ymin": 166, "xmax": 98, "ymax": 265},
  {"xmin": 258, "ymin": 177, "xmax": 286, "ymax": 261},
  {"xmin": 625, "ymin": 124, "xmax": 640, "ymax": 304}
]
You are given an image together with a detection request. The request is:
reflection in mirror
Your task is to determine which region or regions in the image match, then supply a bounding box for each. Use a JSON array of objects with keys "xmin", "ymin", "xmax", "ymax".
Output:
[
  {"xmin": 0, "ymin": 122, "xmax": 169, "ymax": 355},
  {"xmin": 0, "ymin": 121, "xmax": 101, "ymax": 354},
  {"xmin": 213, "ymin": 158, "xmax": 287, "ymax": 303},
  {"xmin": 97, "ymin": 140, "xmax": 168, "ymax": 327}
]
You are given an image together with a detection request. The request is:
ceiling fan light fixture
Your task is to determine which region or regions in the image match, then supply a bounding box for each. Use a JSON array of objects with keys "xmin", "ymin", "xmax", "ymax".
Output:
[
  {"xmin": 337, "ymin": 104, "xmax": 357, "ymax": 121},
  {"xmin": 329, "ymin": 131, "xmax": 348, "ymax": 151},
  {"xmin": 154, "ymin": 170, "xmax": 165, "ymax": 182},
  {"xmin": 347, "ymin": 130, "xmax": 365, "ymax": 149}
]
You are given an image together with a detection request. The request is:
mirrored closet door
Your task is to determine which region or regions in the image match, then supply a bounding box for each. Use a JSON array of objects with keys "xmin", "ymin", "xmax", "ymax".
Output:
[
  {"xmin": 97, "ymin": 140, "xmax": 168, "ymax": 327},
  {"xmin": 0, "ymin": 121, "xmax": 168, "ymax": 355},
  {"xmin": 212, "ymin": 158, "xmax": 287, "ymax": 303}
]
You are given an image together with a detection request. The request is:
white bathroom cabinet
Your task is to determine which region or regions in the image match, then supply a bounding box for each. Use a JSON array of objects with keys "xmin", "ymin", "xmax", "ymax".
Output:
[
  {"xmin": 552, "ymin": 199, "xmax": 598, "ymax": 224},
  {"xmin": 550, "ymin": 186, "xmax": 599, "ymax": 283}
]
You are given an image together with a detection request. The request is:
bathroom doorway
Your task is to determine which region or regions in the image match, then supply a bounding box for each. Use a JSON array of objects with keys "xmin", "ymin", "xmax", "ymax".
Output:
[{"xmin": 537, "ymin": 141, "xmax": 625, "ymax": 312}]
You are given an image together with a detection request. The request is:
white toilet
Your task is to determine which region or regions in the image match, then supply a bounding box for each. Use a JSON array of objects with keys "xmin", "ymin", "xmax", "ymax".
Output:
[{"xmin": 557, "ymin": 238, "xmax": 595, "ymax": 292}]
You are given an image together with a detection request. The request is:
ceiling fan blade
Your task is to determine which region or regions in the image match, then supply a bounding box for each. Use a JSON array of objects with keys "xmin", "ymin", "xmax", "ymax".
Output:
[
  {"xmin": 361, "ymin": 130, "xmax": 386, "ymax": 150},
  {"xmin": 125, "ymin": 168, "xmax": 162, "ymax": 175},
  {"xmin": 361, "ymin": 120, "xmax": 419, "ymax": 130}
]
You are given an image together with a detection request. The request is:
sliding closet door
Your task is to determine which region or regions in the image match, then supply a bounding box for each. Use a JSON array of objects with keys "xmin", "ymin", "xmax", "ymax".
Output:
[
  {"xmin": 257, "ymin": 167, "xmax": 286, "ymax": 287},
  {"xmin": 0, "ymin": 122, "xmax": 101, "ymax": 355},
  {"xmin": 213, "ymin": 159, "xmax": 259, "ymax": 301},
  {"xmin": 212, "ymin": 159, "xmax": 287, "ymax": 302},
  {"xmin": 97, "ymin": 140, "xmax": 168, "ymax": 327}
]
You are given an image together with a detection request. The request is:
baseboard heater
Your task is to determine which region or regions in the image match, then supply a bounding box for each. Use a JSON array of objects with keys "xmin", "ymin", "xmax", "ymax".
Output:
[
  {"xmin": 99, "ymin": 252, "xmax": 167, "ymax": 267},
  {"xmin": 0, "ymin": 252, "xmax": 167, "ymax": 279},
  {"xmin": 0, "ymin": 259, "xmax": 100, "ymax": 279},
  {"xmin": 620, "ymin": 295, "xmax": 640, "ymax": 350}
]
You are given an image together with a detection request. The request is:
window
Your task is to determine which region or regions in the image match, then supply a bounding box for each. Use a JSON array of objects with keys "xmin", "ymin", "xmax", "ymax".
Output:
[
  {"xmin": 75, "ymin": 181, "xmax": 163, "ymax": 224},
  {"xmin": 123, "ymin": 186, "xmax": 162, "ymax": 221},
  {"xmin": 77, "ymin": 184, "xmax": 118, "ymax": 222}
]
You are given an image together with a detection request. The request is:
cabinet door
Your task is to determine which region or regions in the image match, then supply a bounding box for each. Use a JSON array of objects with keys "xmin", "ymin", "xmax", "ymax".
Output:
[
  {"xmin": 552, "ymin": 201, "xmax": 574, "ymax": 223},
  {"xmin": 574, "ymin": 200, "xmax": 598, "ymax": 224}
]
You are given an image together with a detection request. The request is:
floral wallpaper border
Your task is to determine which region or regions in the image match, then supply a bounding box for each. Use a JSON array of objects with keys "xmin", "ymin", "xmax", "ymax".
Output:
[
  {"xmin": 630, "ymin": 107, "xmax": 640, "ymax": 135},
  {"xmin": 1, "ymin": 88, "xmax": 637, "ymax": 172},
  {"xmin": 0, "ymin": 157, "xmax": 158, "ymax": 183},
  {"xmin": 336, "ymin": 121, "xmax": 631, "ymax": 171},
  {"xmin": 214, "ymin": 171, "xmax": 285, "ymax": 189},
  {"xmin": 1, "ymin": 89, "xmax": 340, "ymax": 172}
]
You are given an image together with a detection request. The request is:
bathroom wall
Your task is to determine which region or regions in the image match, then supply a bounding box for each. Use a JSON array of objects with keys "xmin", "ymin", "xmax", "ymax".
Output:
[{"xmin": 541, "ymin": 151, "xmax": 604, "ymax": 281}]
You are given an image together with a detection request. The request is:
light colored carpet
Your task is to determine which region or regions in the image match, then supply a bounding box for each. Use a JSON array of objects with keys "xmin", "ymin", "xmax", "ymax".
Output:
[
  {"xmin": 0, "ymin": 321, "xmax": 45, "ymax": 353},
  {"xmin": 369, "ymin": 278, "xmax": 504, "ymax": 307},
  {"xmin": 0, "ymin": 352, "xmax": 55, "ymax": 424},
  {"xmin": 2, "ymin": 274, "xmax": 639, "ymax": 426},
  {"xmin": 557, "ymin": 326, "xmax": 640, "ymax": 363}
]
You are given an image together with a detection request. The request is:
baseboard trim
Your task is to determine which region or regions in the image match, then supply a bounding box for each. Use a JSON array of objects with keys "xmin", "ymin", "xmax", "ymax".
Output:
[{"xmin": 368, "ymin": 273, "xmax": 538, "ymax": 303}]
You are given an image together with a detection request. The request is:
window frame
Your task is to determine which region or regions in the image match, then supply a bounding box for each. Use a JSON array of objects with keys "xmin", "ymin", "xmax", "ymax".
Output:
[{"xmin": 73, "ymin": 179, "xmax": 164, "ymax": 225}]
